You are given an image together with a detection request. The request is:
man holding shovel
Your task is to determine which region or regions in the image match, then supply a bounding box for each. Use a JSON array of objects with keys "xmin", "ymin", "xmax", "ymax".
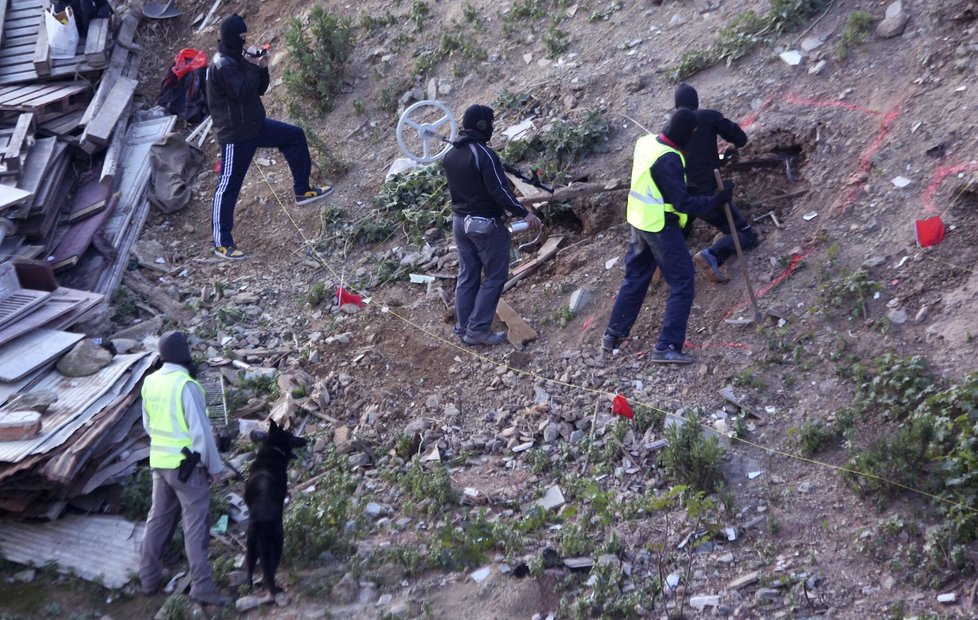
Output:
[
  {"xmin": 603, "ymin": 109, "xmax": 733, "ymax": 364},
  {"xmin": 674, "ymin": 83, "xmax": 758, "ymax": 283}
]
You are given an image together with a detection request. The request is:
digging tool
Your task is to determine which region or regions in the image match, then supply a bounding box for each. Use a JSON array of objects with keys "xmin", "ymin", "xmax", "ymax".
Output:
[
  {"xmin": 143, "ymin": 0, "xmax": 182, "ymax": 19},
  {"xmin": 714, "ymin": 169, "xmax": 763, "ymax": 325}
]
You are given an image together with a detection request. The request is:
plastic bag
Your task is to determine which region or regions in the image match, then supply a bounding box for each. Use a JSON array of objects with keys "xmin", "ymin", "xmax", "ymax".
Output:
[{"xmin": 45, "ymin": 6, "xmax": 79, "ymax": 60}]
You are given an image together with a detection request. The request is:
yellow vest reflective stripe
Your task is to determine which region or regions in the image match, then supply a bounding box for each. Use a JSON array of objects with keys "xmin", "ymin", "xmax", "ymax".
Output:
[
  {"xmin": 626, "ymin": 135, "xmax": 688, "ymax": 233},
  {"xmin": 142, "ymin": 368, "xmax": 200, "ymax": 469}
]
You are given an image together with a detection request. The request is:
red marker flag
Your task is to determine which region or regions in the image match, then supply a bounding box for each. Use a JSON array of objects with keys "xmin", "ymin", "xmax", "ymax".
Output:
[
  {"xmin": 336, "ymin": 286, "xmax": 364, "ymax": 307},
  {"xmin": 612, "ymin": 394, "xmax": 634, "ymax": 419}
]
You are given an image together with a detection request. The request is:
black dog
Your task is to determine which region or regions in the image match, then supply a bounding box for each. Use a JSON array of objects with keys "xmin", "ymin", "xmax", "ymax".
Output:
[{"xmin": 244, "ymin": 421, "xmax": 307, "ymax": 597}]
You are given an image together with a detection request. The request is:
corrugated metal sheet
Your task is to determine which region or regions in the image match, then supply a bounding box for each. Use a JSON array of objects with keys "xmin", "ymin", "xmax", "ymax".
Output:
[
  {"xmin": 0, "ymin": 514, "xmax": 144, "ymax": 588},
  {"xmin": 0, "ymin": 353, "xmax": 149, "ymax": 463}
]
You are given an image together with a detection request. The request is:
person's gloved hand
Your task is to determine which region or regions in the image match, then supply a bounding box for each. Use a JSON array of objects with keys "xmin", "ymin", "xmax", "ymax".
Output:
[
  {"xmin": 525, "ymin": 212, "xmax": 543, "ymax": 231},
  {"xmin": 716, "ymin": 179, "xmax": 735, "ymax": 206}
]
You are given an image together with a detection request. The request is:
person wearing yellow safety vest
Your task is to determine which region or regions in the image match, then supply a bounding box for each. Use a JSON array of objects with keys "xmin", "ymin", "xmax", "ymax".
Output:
[
  {"xmin": 602, "ymin": 109, "xmax": 734, "ymax": 364},
  {"xmin": 138, "ymin": 331, "xmax": 229, "ymax": 607}
]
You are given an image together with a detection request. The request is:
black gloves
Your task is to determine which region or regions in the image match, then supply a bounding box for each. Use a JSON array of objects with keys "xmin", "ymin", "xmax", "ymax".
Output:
[{"xmin": 716, "ymin": 179, "xmax": 735, "ymax": 206}]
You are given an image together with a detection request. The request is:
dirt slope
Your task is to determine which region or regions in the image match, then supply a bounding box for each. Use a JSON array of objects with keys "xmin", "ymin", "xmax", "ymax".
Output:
[{"xmin": 7, "ymin": 1, "xmax": 978, "ymax": 619}]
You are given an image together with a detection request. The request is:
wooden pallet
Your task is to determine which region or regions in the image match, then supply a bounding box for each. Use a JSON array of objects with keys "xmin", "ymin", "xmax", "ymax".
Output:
[
  {"xmin": 0, "ymin": 81, "xmax": 91, "ymax": 123},
  {"xmin": 0, "ymin": 0, "xmax": 103, "ymax": 86}
]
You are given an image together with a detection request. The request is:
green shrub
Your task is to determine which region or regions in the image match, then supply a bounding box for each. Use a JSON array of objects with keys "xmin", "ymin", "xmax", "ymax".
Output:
[
  {"xmin": 120, "ymin": 467, "xmax": 153, "ymax": 520},
  {"xmin": 790, "ymin": 420, "xmax": 840, "ymax": 456},
  {"xmin": 836, "ymin": 11, "xmax": 874, "ymax": 59},
  {"xmin": 659, "ymin": 410, "xmax": 724, "ymax": 493},
  {"xmin": 284, "ymin": 7, "xmax": 356, "ymax": 115},
  {"xmin": 283, "ymin": 449, "xmax": 361, "ymax": 565},
  {"xmin": 367, "ymin": 164, "xmax": 451, "ymax": 244},
  {"xmin": 843, "ymin": 418, "xmax": 935, "ymax": 497},
  {"xmin": 819, "ymin": 267, "xmax": 881, "ymax": 318}
]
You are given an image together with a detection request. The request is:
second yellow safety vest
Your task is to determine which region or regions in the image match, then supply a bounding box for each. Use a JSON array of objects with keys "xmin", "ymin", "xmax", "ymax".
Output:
[
  {"xmin": 142, "ymin": 367, "xmax": 201, "ymax": 469},
  {"xmin": 626, "ymin": 135, "xmax": 688, "ymax": 233}
]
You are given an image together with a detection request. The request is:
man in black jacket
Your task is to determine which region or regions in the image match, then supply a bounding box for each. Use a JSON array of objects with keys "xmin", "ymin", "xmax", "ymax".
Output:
[
  {"xmin": 442, "ymin": 105, "xmax": 541, "ymax": 346},
  {"xmin": 674, "ymin": 83, "xmax": 758, "ymax": 283},
  {"xmin": 207, "ymin": 14, "xmax": 332, "ymax": 260}
]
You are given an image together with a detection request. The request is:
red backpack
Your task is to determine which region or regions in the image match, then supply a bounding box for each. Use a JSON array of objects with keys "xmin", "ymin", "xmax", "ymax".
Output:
[{"xmin": 157, "ymin": 49, "xmax": 209, "ymax": 123}]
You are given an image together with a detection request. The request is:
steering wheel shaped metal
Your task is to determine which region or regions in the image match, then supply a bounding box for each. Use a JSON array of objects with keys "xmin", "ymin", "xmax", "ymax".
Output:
[{"xmin": 396, "ymin": 100, "xmax": 458, "ymax": 164}]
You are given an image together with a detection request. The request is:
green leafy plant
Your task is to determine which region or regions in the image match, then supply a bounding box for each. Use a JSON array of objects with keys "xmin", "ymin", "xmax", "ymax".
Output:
[
  {"xmin": 659, "ymin": 410, "xmax": 725, "ymax": 493},
  {"xmin": 284, "ymin": 7, "xmax": 356, "ymax": 114},
  {"xmin": 820, "ymin": 267, "xmax": 881, "ymax": 318},
  {"xmin": 544, "ymin": 22, "xmax": 570, "ymax": 58},
  {"xmin": 836, "ymin": 11, "xmax": 874, "ymax": 59},
  {"xmin": 367, "ymin": 164, "xmax": 451, "ymax": 244},
  {"xmin": 306, "ymin": 282, "xmax": 327, "ymax": 307}
]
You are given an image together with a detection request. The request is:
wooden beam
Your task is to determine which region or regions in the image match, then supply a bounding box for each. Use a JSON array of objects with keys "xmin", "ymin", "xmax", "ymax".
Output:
[
  {"xmin": 82, "ymin": 17, "xmax": 107, "ymax": 66},
  {"xmin": 517, "ymin": 180, "xmax": 628, "ymax": 206},
  {"xmin": 80, "ymin": 76, "xmax": 136, "ymax": 148},
  {"xmin": 0, "ymin": 0, "xmax": 10, "ymax": 47},
  {"xmin": 0, "ymin": 110, "xmax": 33, "ymax": 174},
  {"xmin": 503, "ymin": 235, "xmax": 563, "ymax": 293},
  {"xmin": 30, "ymin": 11, "xmax": 48, "ymax": 75},
  {"xmin": 495, "ymin": 299, "xmax": 537, "ymax": 350}
]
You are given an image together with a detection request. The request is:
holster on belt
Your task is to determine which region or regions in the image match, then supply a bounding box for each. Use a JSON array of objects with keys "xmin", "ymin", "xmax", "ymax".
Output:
[{"xmin": 178, "ymin": 447, "xmax": 202, "ymax": 482}]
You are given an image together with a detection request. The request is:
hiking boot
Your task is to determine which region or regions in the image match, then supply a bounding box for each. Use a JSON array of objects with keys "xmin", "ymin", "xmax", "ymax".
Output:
[
  {"xmin": 650, "ymin": 346, "xmax": 694, "ymax": 365},
  {"xmin": 214, "ymin": 245, "xmax": 246, "ymax": 261},
  {"xmin": 602, "ymin": 333, "xmax": 624, "ymax": 351},
  {"xmin": 462, "ymin": 330, "xmax": 507, "ymax": 346},
  {"xmin": 296, "ymin": 185, "xmax": 334, "ymax": 206},
  {"xmin": 191, "ymin": 591, "xmax": 231, "ymax": 606},
  {"xmin": 693, "ymin": 249, "xmax": 729, "ymax": 283},
  {"xmin": 452, "ymin": 325, "xmax": 465, "ymax": 341}
]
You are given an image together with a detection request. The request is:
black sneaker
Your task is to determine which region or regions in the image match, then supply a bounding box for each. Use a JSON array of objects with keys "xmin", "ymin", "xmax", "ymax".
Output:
[
  {"xmin": 462, "ymin": 330, "xmax": 507, "ymax": 346},
  {"xmin": 191, "ymin": 591, "xmax": 231, "ymax": 606},
  {"xmin": 452, "ymin": 325, "xmax": 465, "ymax": 341},
  {"xmin": 650, "ymin": 346, "xmax": 694, "ymax": 364},
  {"xmin": 602, "ymin": 334, "xmax": 624, "ymax": 351},
  {"xmin": 296, "ymin": 185, "xmax": 334, "ymax": 206},
  {"xmin": 693, "ymin": 249, "xmax": 730, "ymax": 283}
]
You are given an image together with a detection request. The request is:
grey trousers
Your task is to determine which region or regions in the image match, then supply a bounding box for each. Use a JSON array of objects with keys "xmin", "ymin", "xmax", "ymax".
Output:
[
  {"xmin": 453, "ymin": 215, "xmax": 511, "ymax": 335},
  {"xmin": 138, "ymin": 467, "xmax": 220, "ymax": 598}
]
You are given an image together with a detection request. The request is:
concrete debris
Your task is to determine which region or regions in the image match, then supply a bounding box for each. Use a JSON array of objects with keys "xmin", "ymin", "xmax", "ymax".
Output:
[
  {"xmin": 0, "ymin": 411, "xmax": 42, "ymax": 441},
  {"xmin": 534, "ymin": 485, "xmax": 566, "ymax": 511},
  {"xmin": 937, "ymin": 592, "xmax": 956, "ymax": 604},
  {"xmin": 779, "ymin": 50, "xmax": 802, "ymax": 66},
  {"xmin": 689, "ymin": 594, "xmax": 720, "ymax": 610},
  {"xmin": 877, "ymin": 2, "xmax": 909, "ymax": 38},
  {"xmin": 470, "ymin": 566, "xmax": 492, "ymax": 583},
  {"xmin": 727, "ymin": 571, "xmax": 759, "ymax": 590}
]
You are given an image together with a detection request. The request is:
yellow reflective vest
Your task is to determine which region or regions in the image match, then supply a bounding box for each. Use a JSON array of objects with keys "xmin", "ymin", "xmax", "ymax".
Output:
[
  {"xmin": 142, "ymin": 367, "xmax": 200, "ymax": 469},
  {"xmin": 626, "ymin": 135, "xmax": 688, "ymax": 233}
]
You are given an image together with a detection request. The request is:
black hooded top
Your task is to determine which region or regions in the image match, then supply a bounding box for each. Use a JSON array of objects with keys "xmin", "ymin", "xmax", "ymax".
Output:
[
  {"xmin": 206, "ymin": 14, "xmax": 270, "ymax": 144},
  {"xmin": 442, "ymin": 129, "xmax": 529, "ymax": 220},
  {"xmin": 674, "ymin": 84, "xmax": 748, "ymax": 191}
]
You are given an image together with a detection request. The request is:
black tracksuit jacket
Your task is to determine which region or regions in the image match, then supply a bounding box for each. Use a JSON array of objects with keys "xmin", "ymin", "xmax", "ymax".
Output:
[
  {"xmin": 683, "ymin": 109, "xmax": 748, "ymax": 192},
  {"xmin": 442, "ymin": 130, "xmax": 529, "ymax": 220},
  {"xmin": 206, "ymin": 42, "xmax": 270, "ymax": 145}
]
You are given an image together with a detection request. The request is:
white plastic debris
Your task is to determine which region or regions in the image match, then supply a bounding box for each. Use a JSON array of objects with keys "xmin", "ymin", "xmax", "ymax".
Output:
[
  {"xmin": 891, "ymin": 176, "xmax": 912, "ymax": 188},
  {"xmin": 802, "ymin": 211, "xmax": 819, "ymax": 221},
  {"xmin": 779, "ymin": 50, "xmax": 803, "ymax": 66}
]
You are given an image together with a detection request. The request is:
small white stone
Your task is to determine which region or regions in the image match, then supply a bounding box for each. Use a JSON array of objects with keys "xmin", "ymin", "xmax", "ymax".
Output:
[{"xmin": 779, "ymin": 50, "xmax": 803, "ymax": 66}]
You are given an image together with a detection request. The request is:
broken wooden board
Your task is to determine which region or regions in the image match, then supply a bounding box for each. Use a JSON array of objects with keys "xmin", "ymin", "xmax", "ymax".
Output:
[
  {"xmin": 65, "ymin": 178, "xmax": 110, "ymax": 224},
  {"xmin": 13, "ymin": 135, "xmax": 54, "ymax": 198},
  {"xmin": 0, "ymin": 183, "xmax": 31, "ymax": 212},
  {"xmin": 0, "ymin": 328, "xmax": 84, "ymax": 381},
  {"xmin": 0, "ymin": 111, "xmax": 34, "ymax": 177},
  {"xmin": 7, "ymin": 136, "xmax": 64, "ymax": 219},
  {"xmin": 496, "ymin": 299, "xmax": 537, "ymax": 349},
  {"xmin": 0, "ymin": 81, "xmax": 91, "ymax": 123},
  {"xmin": 503, "ymin": 235, "xmax": 563, "ymax": 292},
  {"xmin": 0, "ymin": 287, "xmax": 102, "ymax": 348},
  {"xmin": 79, "ymin": 77, "xmax": 137, "ymax": 149},
  {"xmin": 31, "ymin": 11, "xmax": 48, "ymax": 76},
  {"xmin": 0, "ymin": 0, "xmax": 102, "ymax": 86},
  {"xmin": 0, "ymin": 0, "xmax": 8, "ymax": 47},
  {"xmin": 516, "ymin": 179, "xmax": 629, "ymax": 206},
  {"xmin": 82, "ymin": 17, "xmax": 108, "ymax": 67},
  {"xmin": 0, "ymin": 514, "xmax": 144, "ymax": 588},
  {"xmin": 47, "ymin": 192, "xmax": 117, "ymax": 271}
]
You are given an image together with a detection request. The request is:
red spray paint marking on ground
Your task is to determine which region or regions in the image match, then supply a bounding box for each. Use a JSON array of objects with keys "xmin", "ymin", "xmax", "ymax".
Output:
[
  {"xmin": 923, "ymin": 162, "xmax": 978, "ymax": 214},
  {"xmin": 739, "ymin": 95, "xmax": 776, "ymax": 130},
  {"xmin": 718, "ymin": 95, "xmax": 901, "ymax": 317}
]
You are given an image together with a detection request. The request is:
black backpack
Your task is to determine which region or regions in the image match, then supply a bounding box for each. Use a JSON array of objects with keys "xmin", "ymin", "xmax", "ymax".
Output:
[{"xmin": 157, "ymin": 49, "xmax": 209, "ymax": 123}]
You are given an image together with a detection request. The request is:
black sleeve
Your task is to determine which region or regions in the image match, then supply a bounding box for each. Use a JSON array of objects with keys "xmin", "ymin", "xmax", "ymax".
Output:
[
  {"xmin": 651, "ymin": 152, "xmax": 718, "ymax": 218},
  {"xmin": 476, "ymin": 144, "xmax": 529, "ymax": 218},
  {"xmin": 712, "ymin": 112, "xmax": 748, "ymax": 148}
]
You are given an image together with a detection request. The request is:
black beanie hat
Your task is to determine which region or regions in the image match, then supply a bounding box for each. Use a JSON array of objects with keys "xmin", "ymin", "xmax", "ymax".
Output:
[
  {"xmin": 220, "ymin": 14, "xmax": 247, "ymax": 49},
  {"xmin": 664, "ymin": 108, "xmax": 698, "ymax": 149},
  {"xmin": 158, "ymin": 331, "xmax": 192, "ymax": 365},
  {"xmin": 462, "ymin": 104, "xmax": 494, "ymax": 135},
  {"xmin": 675, "ymin": 83, "xmax": 699, "ymax": 110}
]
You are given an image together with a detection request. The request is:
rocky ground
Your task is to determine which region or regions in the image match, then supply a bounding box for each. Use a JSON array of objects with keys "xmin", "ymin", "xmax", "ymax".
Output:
[{"xmin": 4, "ymin": 0, "xmax": 978, "ymax": 618}]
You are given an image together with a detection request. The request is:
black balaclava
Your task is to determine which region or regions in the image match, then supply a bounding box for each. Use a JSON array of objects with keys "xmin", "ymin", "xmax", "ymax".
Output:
[
  {"xmin": 462, "ymin": 104, "xmax": 495, "ymax": 142},
  {"xmin": 219, "ymin": 14, "xmax": 247, "ymax": 55},
  {"xmin": 158, "ymin": 331, "xmax": 198, "ymax": 377},
  {"xmin": 674, "ymin": 83, "xmax": 699, "ymax": 111},
  {"xmin": 663, "ymin": 108, "xmax": 698, "ymax": 150}
]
